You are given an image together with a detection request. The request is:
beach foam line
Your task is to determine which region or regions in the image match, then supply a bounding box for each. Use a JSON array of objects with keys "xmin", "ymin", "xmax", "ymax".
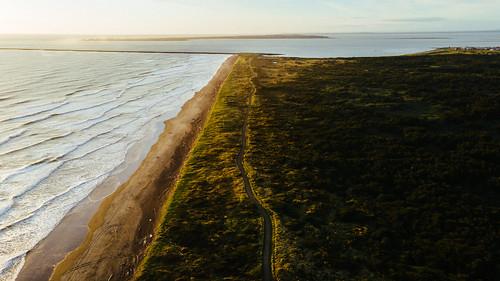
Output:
[
  {"xmin": 5, "ymin": 54, "xmax": 231, "ymax": 281},
  {"xmin": 41, "ymin": 55, "xmax": 236, "ymax": 281}
]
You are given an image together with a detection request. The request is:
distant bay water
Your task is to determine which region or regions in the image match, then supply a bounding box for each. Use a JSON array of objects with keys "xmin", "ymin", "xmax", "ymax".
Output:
[
  {"xmin": 0, "ymin": 51, "xmax": 227, "ymax": 280},
  {"xmin": 1, "ymin": 31, "xmax": 500, "ymax": 57}
]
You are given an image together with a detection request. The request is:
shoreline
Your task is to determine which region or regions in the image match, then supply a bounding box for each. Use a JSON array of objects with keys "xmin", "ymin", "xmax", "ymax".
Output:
[
  {"xmin": 15, "ymin": 55, "xmax": 238, "ymax": 281},
  {"xmin": 15, "ymin": 117, "xmax": 167, "ymax": 281}
]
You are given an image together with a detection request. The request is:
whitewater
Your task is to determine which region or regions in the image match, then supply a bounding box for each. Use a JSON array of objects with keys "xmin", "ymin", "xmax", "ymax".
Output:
[{"xmin": 0, "ymin": 50, "xmax": 228, "ymax": 280}]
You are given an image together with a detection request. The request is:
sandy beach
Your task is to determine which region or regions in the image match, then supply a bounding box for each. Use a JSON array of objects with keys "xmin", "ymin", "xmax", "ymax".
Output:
[{"xmin": 15, "ymin": 55, "xmax": 237, "ymax": 281}]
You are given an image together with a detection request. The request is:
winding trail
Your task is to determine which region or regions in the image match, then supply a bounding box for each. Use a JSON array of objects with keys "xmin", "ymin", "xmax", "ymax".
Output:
[{"xmin": 235, "ymin": 58, "xmax": 274, "ymax": 281}]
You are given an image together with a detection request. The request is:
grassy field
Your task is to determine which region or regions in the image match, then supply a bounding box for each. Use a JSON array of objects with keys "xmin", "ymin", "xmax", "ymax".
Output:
[
  {"xmin": 135, "ymin": 57, "xmax": 262, "ymax": 280},
  {"xmin": 137, "ymin": 53, "xmax": 500, "ymax": 281}
]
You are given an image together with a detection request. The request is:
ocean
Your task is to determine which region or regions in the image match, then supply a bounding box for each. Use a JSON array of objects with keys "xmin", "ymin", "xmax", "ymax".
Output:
[
  {"xmin": 0, "ymin": 31, "xmax": 499, "ymax": 280},
  {"xmin": 0, "ymin": 51, "xmax": 228, "ymax": 280}
]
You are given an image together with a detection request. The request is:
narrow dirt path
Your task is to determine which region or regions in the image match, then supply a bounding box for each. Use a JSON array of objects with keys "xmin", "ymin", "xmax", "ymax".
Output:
[{"xmin": 235, "ymin": 58, "xmax": 274, "ymax": 281}]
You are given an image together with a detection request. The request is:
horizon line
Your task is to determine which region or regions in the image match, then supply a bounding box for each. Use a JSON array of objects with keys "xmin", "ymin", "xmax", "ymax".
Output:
[{"xmin": 1, "ymin": 29, "xmax": 499, "ymax": 37}]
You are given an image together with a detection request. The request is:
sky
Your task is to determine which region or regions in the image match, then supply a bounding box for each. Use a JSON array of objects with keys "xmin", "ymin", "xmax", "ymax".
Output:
[{"xmin": 0, "ymin": 0, "xmax": 499, "ymax": 35}]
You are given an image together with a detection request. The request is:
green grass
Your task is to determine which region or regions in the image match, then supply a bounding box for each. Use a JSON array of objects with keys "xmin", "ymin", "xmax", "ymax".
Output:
[
  {"xmin": 135, "ymin": 56, "xmax": 262, "ymax": 281},
  {"xmin": 137, "ymin": 53, "xmax": 500, "ymax": 281}
]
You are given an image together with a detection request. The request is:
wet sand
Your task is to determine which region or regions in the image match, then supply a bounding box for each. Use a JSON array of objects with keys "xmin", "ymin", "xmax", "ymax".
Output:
[{"xmin": 16, "ymin": 55, "xmax": 237, "ymax": 281}]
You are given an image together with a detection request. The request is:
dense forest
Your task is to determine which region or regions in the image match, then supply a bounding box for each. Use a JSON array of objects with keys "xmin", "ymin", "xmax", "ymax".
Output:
[
  {"xmin": 248, "ymin": 54, "xmax": 500, "ymax": 280},
  {"xmin": 138, "ymin": 53, "xmax": 500, "ymax": 281}
]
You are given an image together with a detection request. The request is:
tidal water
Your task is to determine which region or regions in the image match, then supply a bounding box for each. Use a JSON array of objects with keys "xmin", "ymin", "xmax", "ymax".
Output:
[
  {"xmin": 0, "ymin": 51, "xmax": 227, "ymax": 280},
  {"xmin": 1, "ymin": 31, "xmax": 500, "ymax": 57}
]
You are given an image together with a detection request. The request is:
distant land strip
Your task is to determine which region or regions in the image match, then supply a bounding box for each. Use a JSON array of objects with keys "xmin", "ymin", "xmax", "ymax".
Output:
[
  {"xmin": 390, "ymin": 37, "xmax": 450, "ymax": 40},
  {"xmin": 84, "ymin": 34, "xmax": 330, "ymax": 41},
  {"xmin": 0, "ymin": 47, "xmax": 281, "ymax": 56}
]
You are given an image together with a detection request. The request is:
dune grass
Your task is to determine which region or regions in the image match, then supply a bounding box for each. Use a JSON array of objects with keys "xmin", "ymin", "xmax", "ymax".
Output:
[{"xmin": 135, "ymin": 56, "xmax": 262, "ymax": 280}]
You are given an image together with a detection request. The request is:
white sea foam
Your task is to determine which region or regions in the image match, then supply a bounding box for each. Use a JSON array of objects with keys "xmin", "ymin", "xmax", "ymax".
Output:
[{"xmin": 0, "ymin": 50, "xmax": 228, "ymax": 281}]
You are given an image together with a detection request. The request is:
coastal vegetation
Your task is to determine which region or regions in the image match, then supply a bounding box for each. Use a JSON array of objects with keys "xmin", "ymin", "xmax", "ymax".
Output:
[
  {"xmin": 135, "ymin": 57, "xmax": 263, "ymax": 280},
  {"xmin": 414, "ymin": 47, "xmax": 500, "ymax": 56},
  {"xmin": 138, "ymin": 52, "xmax": 500, "ymax": 280},
  {"xmin": 247, "ymin": 53, "xmax": 500, "ymax": 280}
]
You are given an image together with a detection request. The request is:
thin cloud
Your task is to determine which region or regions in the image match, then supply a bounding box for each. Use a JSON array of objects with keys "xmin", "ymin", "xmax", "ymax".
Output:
[{"xmin": 385, "ymin": 17, "xmax": 446, "ymax": 22}]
